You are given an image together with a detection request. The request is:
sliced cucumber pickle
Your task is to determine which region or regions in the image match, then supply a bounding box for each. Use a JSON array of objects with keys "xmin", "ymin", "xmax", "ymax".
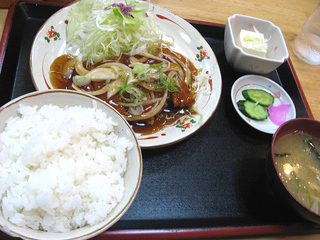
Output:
[
  {"xmin": 242, "ymin": 89, "xmax": 274, "ymax": 107},
  {"xmin": 237, "ymin": 100, "xmax": 269, "ymax": 120}
]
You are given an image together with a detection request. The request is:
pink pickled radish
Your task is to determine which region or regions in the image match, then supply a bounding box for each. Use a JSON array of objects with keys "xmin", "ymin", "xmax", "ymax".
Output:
[{"xmin": 268, "ymin": 102, "xmax": 291, "ymax": 126}]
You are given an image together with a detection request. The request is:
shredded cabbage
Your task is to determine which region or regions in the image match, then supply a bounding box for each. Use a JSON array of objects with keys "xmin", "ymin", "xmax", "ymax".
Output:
[
  {"xmin": 66, "ymin": 0, "xmax": 162, "ymax": 65},
  {"xmin": 243, "ymin": 35, "xmax": 268, "ymax": 51}
]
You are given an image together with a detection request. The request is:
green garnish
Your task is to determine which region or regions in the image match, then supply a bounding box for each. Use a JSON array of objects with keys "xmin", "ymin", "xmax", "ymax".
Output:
[
  {"xmin": 155, "ymin": 76, "xmax": 180, "ymax": 92},
  {"xmin": 131, "ymin": 62, "xmax": 149, "ymax": 81},
  {"xmin": 119, "ymin": 76, "xmax": 145, "ymax": 102},
  {"xmin": 150, "ymin": 62, "xmax": 180, "ymax": 92},
  {"xmin": 150, "ymin": 62, "xmax": 165, "ymax": 81},
  {"xmin": 73, "ymin": 75, "xmax": 90, "ymax": 87}
]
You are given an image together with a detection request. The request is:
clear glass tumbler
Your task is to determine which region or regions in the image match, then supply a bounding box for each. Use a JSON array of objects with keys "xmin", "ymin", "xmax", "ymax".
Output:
[{"xmin": 293, "ymin": 4, "xmax": 320, "ymax": 65}]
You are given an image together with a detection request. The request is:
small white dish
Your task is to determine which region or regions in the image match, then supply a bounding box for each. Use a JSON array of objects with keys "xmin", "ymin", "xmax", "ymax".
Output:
[
  {"xmin": 231, "ymin": 75, "xmax": 296, "ymax": 134},
  {"xmin": 224, "ymin": 14, "xmax": 289, "ymax": 74},
  {"xmin": 30, "ymin": 3, "xmax": 222, "ymax": 148}
]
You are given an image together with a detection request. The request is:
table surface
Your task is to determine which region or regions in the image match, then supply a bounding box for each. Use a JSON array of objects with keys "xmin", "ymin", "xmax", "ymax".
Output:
[{"xmin": 1, "ymin": 0, "xmax": 320, "ymax": 239}]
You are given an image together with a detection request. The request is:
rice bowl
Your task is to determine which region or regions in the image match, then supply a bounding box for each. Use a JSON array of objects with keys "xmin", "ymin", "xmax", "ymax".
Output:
[{"xmin": 0, "ymin": 90, "xmax": 142, "ymax": 240}]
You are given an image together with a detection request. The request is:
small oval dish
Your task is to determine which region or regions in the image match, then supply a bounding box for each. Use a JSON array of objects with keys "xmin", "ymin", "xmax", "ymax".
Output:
[{"xmin": 231, "ymin": 75, "xmax": 296, "ymax": 134}]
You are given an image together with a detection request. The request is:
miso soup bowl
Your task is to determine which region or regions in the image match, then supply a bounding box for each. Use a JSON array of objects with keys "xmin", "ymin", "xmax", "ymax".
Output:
[{"xmin": 267, "ymin": 118, "xmax": 320, "ymax": 224}]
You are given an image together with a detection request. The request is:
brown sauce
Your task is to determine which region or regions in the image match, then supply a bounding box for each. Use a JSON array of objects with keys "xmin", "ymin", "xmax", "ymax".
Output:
[
  {"xmin": 50, "ymin": 54, "xmax": 75, "ymax": 90},
  {"xmin": 49, "ymin": 48, "xmax": 199, "ymax": 135},
  {"xmin": 131, "ymin": 105, "xmax": 194, "ymax": 135}
]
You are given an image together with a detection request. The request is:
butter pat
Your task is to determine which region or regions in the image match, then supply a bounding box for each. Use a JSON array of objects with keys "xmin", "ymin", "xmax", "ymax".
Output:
[{"xmin": 237, "ymin": 29, "xmax": 268, "ymax": 57}]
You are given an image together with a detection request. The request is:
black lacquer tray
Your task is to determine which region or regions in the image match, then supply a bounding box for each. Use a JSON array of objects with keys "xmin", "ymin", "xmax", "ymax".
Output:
[{"xmin": 0, "ymin": 1, "xmax": 319, "ymax": 239}]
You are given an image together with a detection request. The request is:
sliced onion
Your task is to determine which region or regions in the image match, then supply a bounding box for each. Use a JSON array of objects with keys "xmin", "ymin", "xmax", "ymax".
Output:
[
  {"xmin": 129, "ymin": 56, "xmax": 140, "ymax": 64},
  {"xmin": 72, "ymin": 78, "xmax": 124, "ymax": 96},
  {"xmin": 96, "ymin": 62, "xmax": 134, "ymax": 83},
  {"xmin": 168, "ymin": 62, "xmax": 181, "ymax": 71},
  {"xmin": 106, "ymin": 78, "xmax": 125, "ymax": 99},
  {"xmin": 75, "ymin": 58, "xmax": 89, "ymax": 76},
  {"xmin": 96, "ymin": 62, "xmax": 131, "ymax": 71},
  {"xmin": 86, "ymin": 68, "xmax": 117, "ymax": 81},
  {"xmin": 138, "ymin": 82, "xmax": 158, "ymax": 91},
  {"xmin": 169, "ymin": 55, "xmax": 191, "ymax": 85},
  {"xmin": 118, "ymin": 97, "xmax": 163, "ymax": 107},
  {"xmin": 124, "ymin": 90, "xmax": 168, "ymax": 121},
  {"xmin": 72, "ymin": 83, "xmax": 110, "ymax": 96},
  {"xmin": 138, "ymin": 57, "xmax": 148, "ymax": 63},
  {"xmin": 127, "ymin": 44, "xmax": 147, "ymax": 56},
  {"xmin": 128, "ymin": 106, "xmax": 144, "ymax": 115},
  {"xmin": 73, "ymin": 75, "xmax": 90, "ymax": 87},
  {"xmin": 168, "ymin": 70, "xmax": 179, "ymax": 79},
  {"xmin": 62, "ymin": 58, "xmax": 76, "ymax": 79},
  {"xmin": 140, "ymin": 52, "xmax": 170, "ymax": 65},
  {"xmin": 162, "ymin": 53, "xmax": 185, "ymax": 80}
]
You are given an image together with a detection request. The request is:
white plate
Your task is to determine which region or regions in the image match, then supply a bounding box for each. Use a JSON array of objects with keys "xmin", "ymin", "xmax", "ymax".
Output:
[
  {"xmin": 30, "ymin": 3, "xmax": 222, "ymax": 148},
  {"xmin": 231, "ymin": 75, "xmax": 296, "ymax": 134}
]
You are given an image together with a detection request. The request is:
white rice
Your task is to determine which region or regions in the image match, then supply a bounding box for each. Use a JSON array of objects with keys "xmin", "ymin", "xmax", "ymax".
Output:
[{"xmin": 0, "ymin": 104, "xmax": 133, "ymax": 232}]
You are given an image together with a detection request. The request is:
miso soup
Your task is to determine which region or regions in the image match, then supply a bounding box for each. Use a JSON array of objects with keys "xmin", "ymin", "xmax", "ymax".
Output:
[{"xmin": 274, "ymin": 131, "xmax": 320, "ymax": 214}]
